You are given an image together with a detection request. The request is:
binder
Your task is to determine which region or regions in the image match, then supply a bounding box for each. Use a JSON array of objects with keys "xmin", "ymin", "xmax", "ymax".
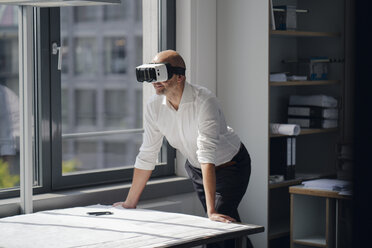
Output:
[
  {"xmin": 288, "ymin": 105, "xmax": 338, "ymax": 119},
  {"xmin": 288, "ymin": 117, "xmax": 338, "ymax": 129},
  {"xmin": 270, "ymin": 137, "xmax": 296, "ymax": 180}
]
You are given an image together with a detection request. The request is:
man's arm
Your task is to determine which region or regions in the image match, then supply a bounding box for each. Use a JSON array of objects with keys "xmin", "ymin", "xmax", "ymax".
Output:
[
  {"xmin": 201, "ymin": 163, "xmax": 236, "ymax": 223},
  {"xmin": 113, "ymin": 168, "xmax": 152, "ymax": 208}
]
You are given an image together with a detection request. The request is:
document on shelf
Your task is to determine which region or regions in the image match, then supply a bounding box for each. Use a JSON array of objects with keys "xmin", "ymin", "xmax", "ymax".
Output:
[
  {"xmin": 287, "ymin": 75, "xmax": 307, "ymax": 81},
  {"xmin": 270, "ymin": 72, "xmax": 287, "ymax": 82},
  {"xmin": 302, "ymin": 179, "xmax": 352, "ymax": 192}
]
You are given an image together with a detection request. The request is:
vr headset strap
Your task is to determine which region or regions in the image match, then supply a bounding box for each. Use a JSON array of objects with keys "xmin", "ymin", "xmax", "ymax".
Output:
[{"xmin": 170, "ymin": 66, "xmax": 186, "ymax": 76}]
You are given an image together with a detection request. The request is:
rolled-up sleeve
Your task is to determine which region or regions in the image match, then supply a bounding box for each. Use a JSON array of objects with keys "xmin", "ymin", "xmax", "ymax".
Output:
[
  {"xmin": 196, "ymin": 97, "xmax": 220, "ymax": 165},
  {"xmin": 134, "ymin": 103, "xmax": 164, "ymax": 170}
]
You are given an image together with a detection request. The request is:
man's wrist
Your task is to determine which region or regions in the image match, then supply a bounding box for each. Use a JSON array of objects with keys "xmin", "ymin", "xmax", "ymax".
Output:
[
  {"xmin": 124, "ymin": 198, "xmax": 137, "ymax": 208},
  {"xmin": 207, "ymin": 209, "xmax": 217, "ymax": 216}
]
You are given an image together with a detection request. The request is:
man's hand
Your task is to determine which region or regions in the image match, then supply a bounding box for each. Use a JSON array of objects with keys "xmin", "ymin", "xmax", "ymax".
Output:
[
  {"xmin": 112, "ymin": 168, "xmax": 152, "ymax": 210},
  {"xmin": 208, "ymin": 211, "xmax": 236, "ymax": 223},
  {"xmin": 200, "ymin": 163, "xmax": 236, "ymax": 223},
  {"xmin": 112, "ymin": 201, "xmax": 136, "ymax": 209}
]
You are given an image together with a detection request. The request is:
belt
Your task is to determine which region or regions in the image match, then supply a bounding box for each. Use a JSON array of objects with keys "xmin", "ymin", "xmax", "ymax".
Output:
[
  {"xmin": 216, "ymin": 160, "xmax": 237, "ymax": 170},
  {"xmin": 215, "ymin": 144, "xmax": 243, "ymax": 170}
]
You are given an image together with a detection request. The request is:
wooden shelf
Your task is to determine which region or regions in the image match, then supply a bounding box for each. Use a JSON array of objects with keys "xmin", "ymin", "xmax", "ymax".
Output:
[
  {"xmin": 293, "ymin": 235, "xmax": 327, "ymax": 247},
  {"xmin": 269, "ymin": 80, "xmax": 340, "ymax": 87},
  {"xmin": 270, "ymin": 30, "xmax": 340, "ymax": 38},
  {"xmin": 289, "ymin": 185, "xmax": 352, "ymax": 200},
  {"xmin": 270, "ymin": 128, "xmax": 338, "ymax": 138},
  {"xmin": 269, "ymin": 220, "xmax": 290, "ymax": 240},
  {"xmin": 269, "ymin": 178, "xmax": 302, "ymax": 189},
  {"xmin": 269, "ymin": 173, "xmax": 335, "ymax": 189}
]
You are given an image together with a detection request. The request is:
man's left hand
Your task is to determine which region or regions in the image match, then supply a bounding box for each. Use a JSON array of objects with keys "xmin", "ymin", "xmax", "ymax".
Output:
[{"xmin": 208, "ymin": 212, "xmax": 236, "ymax": 223}]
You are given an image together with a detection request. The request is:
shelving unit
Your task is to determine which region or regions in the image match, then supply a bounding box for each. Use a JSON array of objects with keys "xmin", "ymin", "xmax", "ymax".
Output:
[
  {"xmin": 289, "ymin": 186, "xmax": 352, "ymax": 248},
  {"xmin": 268, "ymin": 0, "xmax": 348, "ymax": 247}
]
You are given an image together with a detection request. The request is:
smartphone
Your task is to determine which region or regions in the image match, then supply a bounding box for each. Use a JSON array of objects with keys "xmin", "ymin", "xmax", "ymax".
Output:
[{"xmin": 87, "ymin": 211, "xmax": 113, "ymax": 216}]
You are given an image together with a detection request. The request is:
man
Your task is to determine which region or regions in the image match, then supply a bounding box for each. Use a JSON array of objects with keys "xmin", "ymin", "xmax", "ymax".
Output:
[{"xmin": 114, "ymin": 50, "xmax": 252, "ymax": 247}]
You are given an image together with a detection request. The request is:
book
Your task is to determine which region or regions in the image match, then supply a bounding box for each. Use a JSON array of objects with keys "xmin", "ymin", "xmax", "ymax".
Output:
[
  {"xmin": 288, "ymin": 117, "xmax": 338, "ymax": 128},
  {"xmin": 287, "ymin": 75, "xmax": 307, "ymax": 81},
  {"xmin": 288, "ymin": 106, "xmax": 338, "ymax": 119}
]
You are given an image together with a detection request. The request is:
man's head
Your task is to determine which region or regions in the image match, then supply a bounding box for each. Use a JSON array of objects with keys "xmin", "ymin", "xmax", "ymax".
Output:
[{"xmin": 151, "ymin": 50, "xmax": 186, "ymax": 95}]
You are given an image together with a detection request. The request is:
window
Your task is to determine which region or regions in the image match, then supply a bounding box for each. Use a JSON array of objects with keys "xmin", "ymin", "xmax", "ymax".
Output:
[
  {"xmin": 0, "ymin": 0, "xmax": 175, "ymax": 197},
  {"xmin": 0, "ymin": 5, "xmax": 20, "ymax": 193}
]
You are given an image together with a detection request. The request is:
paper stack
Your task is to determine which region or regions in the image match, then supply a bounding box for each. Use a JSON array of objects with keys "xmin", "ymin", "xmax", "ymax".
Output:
[
  {"xmin": 302, "ymin": 179, "xmax": 352, "ymax": 192},
  {"xmin": 270, "ymin": 72, "xmax": 287, "ymax": 82}
]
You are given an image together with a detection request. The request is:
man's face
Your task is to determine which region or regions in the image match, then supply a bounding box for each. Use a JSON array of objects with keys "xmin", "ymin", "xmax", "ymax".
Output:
[{"xmin": 152, "ymin": 75, "xmax": 178, "ymax": 95}]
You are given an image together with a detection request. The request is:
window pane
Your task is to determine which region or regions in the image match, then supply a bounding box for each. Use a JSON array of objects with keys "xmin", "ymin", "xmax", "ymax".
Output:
[
  {"xmin": 135, "ymin": 36, "xmax": 142, "ymax": 66},
  {"xmin": 0, "ymin": 5, "xmax": 20, "ymax": 191},
  {"xmin": 104, "ymin": 37, "xmax": 127, "ymax": 74},
  {"xmin": 60, "ymin": 1, "xmax": 143, "ymax": 175},
  {"xmin": 62, "ymin": 133, "xmax": 142, "ymax": 175},
  {"xmin": 104, "ymin": 90, "xmax": 128, "ymax": 128},
  {"xmin": 74, "ymin": 6, "xmax": 97, "ymax": 23},
  {"xmin": 135, "ymin": 0, "xmax": 142, "ymax": 23},
  {"xmin": 103, "ymin": 0, "xmax": 127, "ymax": 21},
  {"xmin": 74, "ymin": 37, "xmax": 97, "ymax": 76},
  {"xmin": 75, "ymin": 90, "xmax": 96, "ymax": 128}
]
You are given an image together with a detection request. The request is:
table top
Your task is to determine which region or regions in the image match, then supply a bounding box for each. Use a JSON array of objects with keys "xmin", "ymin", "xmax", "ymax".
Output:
[
  {"xmin": 0, "ymin": 204, "xmax": 264, "ymax": 248},
  {"xmin": 289, "ymin": 185, "xmax": 352, "ymax": 200}
]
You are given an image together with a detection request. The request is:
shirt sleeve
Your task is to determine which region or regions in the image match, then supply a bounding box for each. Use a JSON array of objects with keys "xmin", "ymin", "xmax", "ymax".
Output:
[
  {"xmin": 134, "ymin": 102, "xmax": 164, "ymax": 170},
  {"xmin": 196, "ymin": 96, "xmax": 220, "ymax": 165}
]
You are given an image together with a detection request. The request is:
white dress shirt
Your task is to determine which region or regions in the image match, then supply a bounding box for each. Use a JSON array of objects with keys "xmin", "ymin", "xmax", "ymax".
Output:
[{"xmin": 134, "ymin": 82, "xmax": 241, "ymax": 170}]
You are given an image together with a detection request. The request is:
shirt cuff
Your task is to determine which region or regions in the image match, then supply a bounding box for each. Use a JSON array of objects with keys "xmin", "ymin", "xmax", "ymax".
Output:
[
  {"xmin": 197, "ymin": 152, "xmax": 216, "ymax": 165},
  {"xmin": 134, "ymin": 157, "xmax": 156, "ymax": 170}
]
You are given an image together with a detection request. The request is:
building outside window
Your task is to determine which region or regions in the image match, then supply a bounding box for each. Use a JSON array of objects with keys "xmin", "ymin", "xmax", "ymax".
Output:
[
  {"xmin": 0, "ymin": 5, "xmax": 20, "ymax": 191},
  {"xmin": 59, "ymin": 0, "xmax": 147, "ymax": 178}
]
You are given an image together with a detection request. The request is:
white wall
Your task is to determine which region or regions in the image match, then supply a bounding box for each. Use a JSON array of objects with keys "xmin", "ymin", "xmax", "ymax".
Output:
[
  {"xmin": 217, "ymin": 1, "xmax": 269, "ymax": 247},
  {"xmin": 177, "ymin": 0, "xmax": 269, "ymax": 247}
]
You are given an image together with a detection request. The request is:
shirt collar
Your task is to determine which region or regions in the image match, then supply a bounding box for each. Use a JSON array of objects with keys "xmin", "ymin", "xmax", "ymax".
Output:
[
  {"xmin": 162, "ymin": 81, "xmax": 194, "ymax": 109},
  {"xmin": 179, "ymin": 81, "xmax": 194, "ymax": 105}
]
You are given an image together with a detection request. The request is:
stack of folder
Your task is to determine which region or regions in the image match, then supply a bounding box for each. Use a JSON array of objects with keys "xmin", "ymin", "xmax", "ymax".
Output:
[{"xmin": 287, "ymin": 95, "xmax": 338, "ymax": 129}]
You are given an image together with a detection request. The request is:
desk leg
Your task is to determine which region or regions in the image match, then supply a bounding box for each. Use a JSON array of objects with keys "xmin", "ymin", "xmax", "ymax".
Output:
[
  {"xmin": 235, "ymin": 237, "xmax": 244, "ymax": 248},
  {"xmin": 336, "ymin": 199, "xmax": 338, "ymax": 248}
]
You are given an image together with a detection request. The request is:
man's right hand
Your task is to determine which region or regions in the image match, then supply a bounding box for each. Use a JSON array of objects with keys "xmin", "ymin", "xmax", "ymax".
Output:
[
  {"xmin": 112, "ymin": 201, "xmax": 136, "ymax": 209},
  {"xmin": 112, "ymin": 168, "xmax": 153, "ymax": 210}
]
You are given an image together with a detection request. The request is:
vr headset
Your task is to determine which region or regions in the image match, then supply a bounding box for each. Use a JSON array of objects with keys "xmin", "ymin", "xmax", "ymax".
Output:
[{"xmin": 136, "ymin": 63, "xmax": 186, "ymax": 83}]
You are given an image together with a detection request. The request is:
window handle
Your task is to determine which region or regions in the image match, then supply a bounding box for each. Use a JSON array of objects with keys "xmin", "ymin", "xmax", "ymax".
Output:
[{"xmin": 52, "ymin": 42, "xmax": 62, "ymax": 71}]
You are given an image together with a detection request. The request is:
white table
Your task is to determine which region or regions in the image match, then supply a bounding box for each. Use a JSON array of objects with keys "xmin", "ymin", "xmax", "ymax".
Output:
[{"xmin": 0, "ymin": 205, "xmax": 264, "ymax": 247}]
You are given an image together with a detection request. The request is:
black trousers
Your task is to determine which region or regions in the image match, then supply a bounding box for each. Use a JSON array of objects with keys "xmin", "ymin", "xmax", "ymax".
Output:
[{"xmin": 185, "ymin": 143, "xmax": 253, "ymax": 248}]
